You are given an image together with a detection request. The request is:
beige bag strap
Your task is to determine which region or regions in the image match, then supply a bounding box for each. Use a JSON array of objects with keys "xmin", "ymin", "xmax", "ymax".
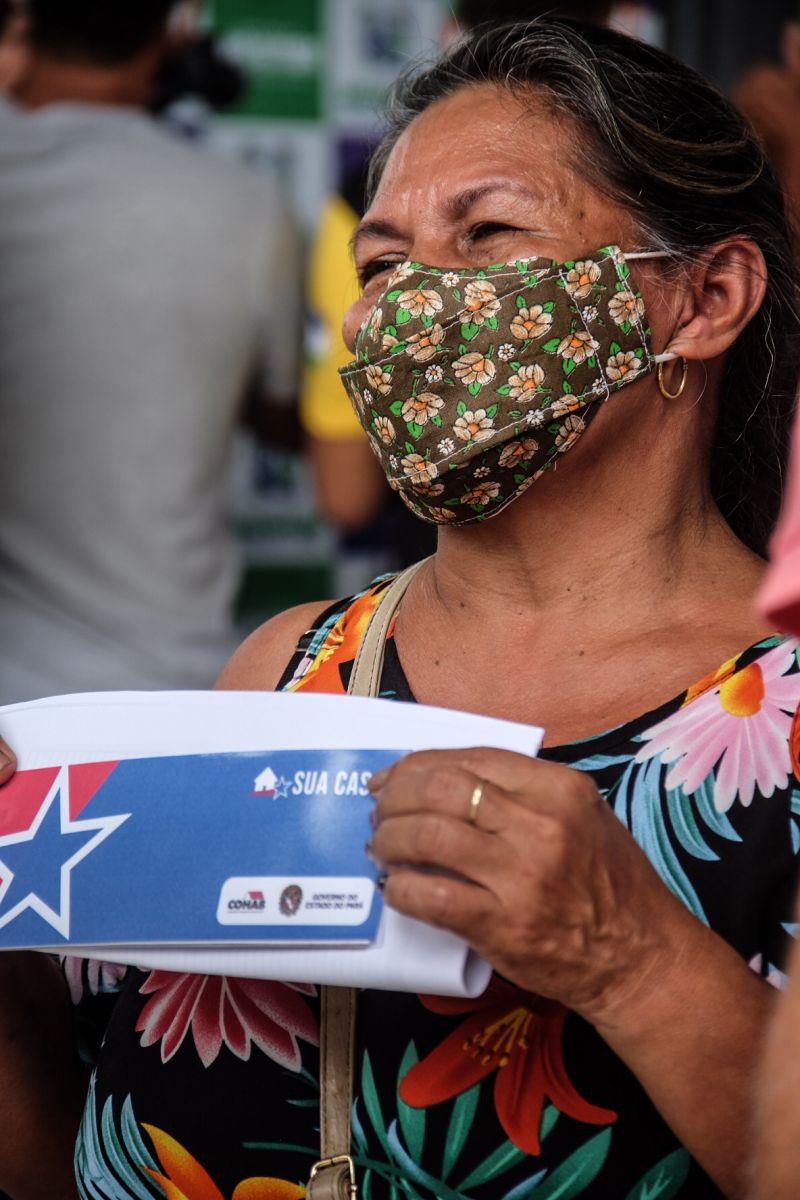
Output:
[
  {"xmin": 307, "ymin": 557, "xmax": 429, "ymax": 1200},
  {"xmin": 347, "ymin": 558, "xmax": 428, "ymax": 699}
]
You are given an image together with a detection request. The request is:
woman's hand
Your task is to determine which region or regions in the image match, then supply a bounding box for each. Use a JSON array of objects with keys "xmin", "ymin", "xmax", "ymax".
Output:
[
  {"xmin": 0, "ymin": 736, "xmax": 16, "ymax": 786},
  {"xmin": 369, "ymin": 746, "xmax": 777, "ymax": 1197},
  {"xmin": 369, "ymin": 746, "xmax": 703, "ymax": 1030}
]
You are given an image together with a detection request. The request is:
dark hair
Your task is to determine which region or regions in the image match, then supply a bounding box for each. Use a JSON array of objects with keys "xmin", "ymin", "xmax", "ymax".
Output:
[
  {"xmin": 456, "ymin": 1, "xmax": 612, "ymax": 28},
  {"xmin": 370, "ymin": 20, "xmax": 800, "ymax": 556},
  {"xmin": 28, "ymin": 0, "xmax": 175, "ymax": 65}
]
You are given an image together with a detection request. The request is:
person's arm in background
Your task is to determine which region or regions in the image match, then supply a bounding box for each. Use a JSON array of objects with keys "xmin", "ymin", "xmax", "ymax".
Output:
[
  {"xmin": 300, "ymin": 192, "xmax": 388, "ymax": 529},
  {"xmin": 305, "ymin": 435, "xmax": 385, "ymax": 530},
  {"xmin": 0, "ymin": 740, "xmax": 85, "ymax": 1200}
]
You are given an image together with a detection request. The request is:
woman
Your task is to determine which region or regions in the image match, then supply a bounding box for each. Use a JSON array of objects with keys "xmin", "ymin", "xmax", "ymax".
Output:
[{"xmin": 2, "ymin": 18, "xmax": 799, "ymax": 1200}]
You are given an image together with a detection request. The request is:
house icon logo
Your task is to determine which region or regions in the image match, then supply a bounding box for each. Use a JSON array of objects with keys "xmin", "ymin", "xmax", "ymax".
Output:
[
  {"xmin": 253, "ymin": 766, "xmax": 278, "ymax": 796},
  {"xmin": 252, "ymin": 766, "xmax": 290, "ymax": 798}
]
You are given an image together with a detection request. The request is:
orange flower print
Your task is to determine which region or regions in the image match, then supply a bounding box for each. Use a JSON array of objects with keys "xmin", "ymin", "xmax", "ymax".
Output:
[
  {"xmin": 510, "ymin": 304, "xmax": 553, "ymax": 341},
  {"xmin": 452, "ymin": 352, "xmax": 496, "ymax": 386},
  {"xmin": 608, "ymin": 290, "xmax": 645, "ymax": 327},
  {"xmin": 682, "ymin": 654, "xmax": 740, "ymax": 707},
  {"xmin": 550, "ymin": 397, "xmax": 582, "ymax": 418},
  {"xmin": 555, "ymin": 414, "xmax": 586, "ymax": 451},
  {"xmin": 460, "ymin": 481, "xmax": 501, "ymax": 506},
  {"xmin": 605, "ymin": 350, "xmax": 643, "ymax": 382},
  {"xmin": 401, "ymin": 392, "xmax": 444, "ymax": 426},
  {"xmin": 396, "ymin": 288, "xmax": 443, "ymax": 318},
  {"xmin": 401, "ymin": 453, "xmax": 438, "ymax": 485},
  {"xmin": 411, "ymin": 479, "xmax": 445, "ymax": 497},
  {"xmin": 399, "ymin": 978, "xmax": 616, "ymax": 1155},
  {"xmin": 460, "ymin": 279, "xmax": 501, "ymax": 325},
  {"xmin": 284, "ymin": 579, "xmax": 390, "ymax": 695},
  {"xmin": 373, "ymin": 416, "xmax": 396, "ymax": 446},
  {"xmin": 142, "ymin": 1124, "xmax": 304, "ymax": 1200},
  {"xmin": 557, "ymin": 330, "xmax": 600, "ymax": 365},
  {"xmin": 453, "ymin": 408, "xmax": 495, "ymax": 444},
  {"xmin": 507, "ymin": 364, "xmax": 545, "ymax": 401},
  {"xmin": 365, "ymin": 364, "xmax": 392, "ymax": 395},
  {"xmin": 563, "ymin": 259, "xmax": 602, "ymax": 299},
  {"xmin": 404, "ymin": 323, "xmax": 445, "ymax": 362},
  {"xmin": 498, "ymin": 438, "xmax": 538, "ymax": 469}
]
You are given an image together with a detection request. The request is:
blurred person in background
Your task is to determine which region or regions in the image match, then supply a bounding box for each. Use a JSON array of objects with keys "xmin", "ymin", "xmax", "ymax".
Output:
[
  {"xmin": 0, "ymin": 0, "xmax": 28, "ymax": 91},
  {"xmin": 736, "ymin": 14, "xmax": 800, "ymax": 228},
  {"xmin": 0, "ymin": 0, "xmax": 301, "ymax": 705},
  {"xmin": 749, "ymin": 386, "xmax": 800, "ymax": 1200},
  {"xmin": 300, "ymin": 0, "xmax": 615, "ymax": 569}
]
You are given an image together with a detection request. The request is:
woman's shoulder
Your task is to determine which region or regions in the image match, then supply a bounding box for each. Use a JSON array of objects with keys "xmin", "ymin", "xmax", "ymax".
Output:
[
  {"xmin": 215, "ymin": 574, "xmax": 400, "ymax": 694},
  {"xmin": 215, "ymin": 599, "xmax": 337, "ymax": 692}
]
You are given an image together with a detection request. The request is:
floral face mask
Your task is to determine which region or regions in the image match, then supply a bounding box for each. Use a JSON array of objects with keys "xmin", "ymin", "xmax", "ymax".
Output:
[{"xmin": 339, "ymin": 245, "xmax": 673, "ymax": 525}]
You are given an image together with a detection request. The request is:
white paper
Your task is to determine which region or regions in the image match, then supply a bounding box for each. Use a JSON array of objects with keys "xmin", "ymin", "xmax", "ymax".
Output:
[{"xmin": 1, "ymin": 691, "xmax": 543, "ymax": 997}]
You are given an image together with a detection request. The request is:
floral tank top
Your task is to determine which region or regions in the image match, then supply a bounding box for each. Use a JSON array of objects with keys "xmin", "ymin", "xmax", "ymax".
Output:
[{"xmin": 73, "ymin": 576, "xmax": 800, "ymax": 1200}]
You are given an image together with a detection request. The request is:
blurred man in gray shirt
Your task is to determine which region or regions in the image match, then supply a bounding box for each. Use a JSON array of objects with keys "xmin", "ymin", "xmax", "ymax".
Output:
[{"xmin": 0, "ymin": 0, "xmax": 301, "ymax": 703}]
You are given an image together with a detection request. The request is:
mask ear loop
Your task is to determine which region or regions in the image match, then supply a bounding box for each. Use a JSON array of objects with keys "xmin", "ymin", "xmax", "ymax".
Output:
[{"xmin": 624, "ymin": 253, "xmax": 690, "ymax": 399}]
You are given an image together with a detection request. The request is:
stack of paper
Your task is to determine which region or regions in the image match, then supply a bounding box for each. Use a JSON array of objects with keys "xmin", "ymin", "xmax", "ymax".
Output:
[{"xmin": 0, "ymin": 691, "xmax": 542, "ymax": 997}]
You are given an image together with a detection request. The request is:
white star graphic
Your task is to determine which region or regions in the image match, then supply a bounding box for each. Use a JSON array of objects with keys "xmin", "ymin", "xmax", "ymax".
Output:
[
  {"xmin": 0, "ymin": 767, "xmax": 130, "ymax": 940},
  {"xmin": 272, "ymin": 776, "xmax": 292, "ymax": 799}
]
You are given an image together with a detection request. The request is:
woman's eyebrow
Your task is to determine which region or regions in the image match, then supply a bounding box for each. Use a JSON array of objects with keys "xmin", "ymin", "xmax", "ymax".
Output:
[
  {"xmin": 445, "ymin": 180, "xmax": 542, "ymax": 221},
  {"xmin": 351, "ymin": 180, "xmax": 542, "ymax": 258},
  {"xmin": 350, "ymin": 218, "xmax": 406, "ymax": 259}
]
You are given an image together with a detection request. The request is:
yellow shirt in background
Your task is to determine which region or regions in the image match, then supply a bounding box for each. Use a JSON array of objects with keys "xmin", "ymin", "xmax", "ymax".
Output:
[{"xmin": 300, "ymin": 193, "xmax": 364, "ymax": 441}]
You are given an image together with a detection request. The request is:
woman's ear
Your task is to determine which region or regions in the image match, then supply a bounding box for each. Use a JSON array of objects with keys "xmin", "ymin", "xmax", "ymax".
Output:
[{"xmin": 665, "ymin": 238, "xmax": 768, "ymax": 362}]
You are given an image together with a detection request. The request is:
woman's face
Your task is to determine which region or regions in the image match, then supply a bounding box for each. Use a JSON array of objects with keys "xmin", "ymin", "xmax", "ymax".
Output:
[{"xmin": 344, "ymin": 83, "xmax": 663, "ymax": 351}]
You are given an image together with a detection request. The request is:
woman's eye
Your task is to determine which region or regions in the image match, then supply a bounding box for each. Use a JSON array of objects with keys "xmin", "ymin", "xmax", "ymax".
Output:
[
  {"xmin": 468, "ymin": 222, "xmax": 519, "ymax": 241},
  {"xmin": 358, "ymin": 257, "xmax": 402, "ymax": 285}
]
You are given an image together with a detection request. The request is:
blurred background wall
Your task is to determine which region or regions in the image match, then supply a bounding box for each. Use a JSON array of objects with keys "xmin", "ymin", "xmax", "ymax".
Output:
[{"xmin": 665, "ymin": 0, "xmax": 797, "ymax": 91}]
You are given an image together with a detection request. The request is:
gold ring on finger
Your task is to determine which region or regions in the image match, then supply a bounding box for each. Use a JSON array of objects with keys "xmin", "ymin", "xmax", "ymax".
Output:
[{"xmin": 468, "ymin": 778, "xmax": 487, "ymax": 826}]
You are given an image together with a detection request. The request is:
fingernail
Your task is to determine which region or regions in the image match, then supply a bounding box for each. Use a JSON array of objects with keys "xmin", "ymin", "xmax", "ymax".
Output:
[{"xmin": 368, "ymin": 766, "xmax": 391, "ymax": 792}]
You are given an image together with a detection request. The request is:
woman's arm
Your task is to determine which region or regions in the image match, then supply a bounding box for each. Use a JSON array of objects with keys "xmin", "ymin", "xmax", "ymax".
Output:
[{"xmin": 369, "ymin": 746, "xmax": 774, "ymax": 1199}]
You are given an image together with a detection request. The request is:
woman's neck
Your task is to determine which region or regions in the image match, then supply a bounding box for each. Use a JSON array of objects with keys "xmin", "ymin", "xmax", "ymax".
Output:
[{"xmin": 424, "ymin": 406, "xmax": 760, "ymax": 638}]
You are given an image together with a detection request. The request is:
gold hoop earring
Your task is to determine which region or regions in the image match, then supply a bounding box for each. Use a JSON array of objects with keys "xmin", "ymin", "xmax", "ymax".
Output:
[{"xmin": 657, "ymin": 357, "xmax": 688, "ymax": 400}]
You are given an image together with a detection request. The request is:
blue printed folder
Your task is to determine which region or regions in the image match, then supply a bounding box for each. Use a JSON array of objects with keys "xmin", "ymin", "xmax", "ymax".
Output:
[{"xmin": 0, "ymin": 747, "xmax": 403, "ymax": 948}]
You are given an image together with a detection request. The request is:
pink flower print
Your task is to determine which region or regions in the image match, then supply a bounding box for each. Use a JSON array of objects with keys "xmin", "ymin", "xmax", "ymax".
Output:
[
  {"xmin": 635, "ymin": 641, "xmax": 800, "ymax": 812},
  {"xmin": 135, "ymin": 971, "xmax": 318, "ymax": 1069}
]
